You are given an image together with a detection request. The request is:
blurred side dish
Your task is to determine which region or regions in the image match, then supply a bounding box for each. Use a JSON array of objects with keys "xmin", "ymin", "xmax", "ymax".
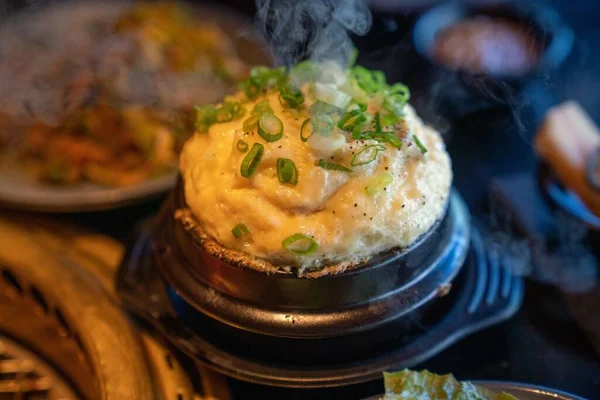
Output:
[
  {"xmin": 383, "ymin": 370, "xmax": 517, "ymax": 400},
  {"xmin": 21, "ymin": 105, "xmax": 192, "ymax": 186},
  {"xmin": 15, "ymin": 1, "xmax": 247, "ymax": 186}
]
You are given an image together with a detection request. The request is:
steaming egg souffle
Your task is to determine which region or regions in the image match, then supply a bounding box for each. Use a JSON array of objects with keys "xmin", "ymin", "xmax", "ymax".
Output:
[{"xmin": 178, "ymin": 62, "xmax": 452, "ymax": 276}]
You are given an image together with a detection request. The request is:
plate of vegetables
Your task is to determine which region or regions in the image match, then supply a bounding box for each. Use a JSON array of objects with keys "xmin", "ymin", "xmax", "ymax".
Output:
[{"xmin": 0, "ymin": 1, "xmax": 266, "ymax": 212}]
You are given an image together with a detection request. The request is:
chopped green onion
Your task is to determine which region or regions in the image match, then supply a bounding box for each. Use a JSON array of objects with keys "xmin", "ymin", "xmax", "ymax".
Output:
[
  {"xmin": 300, "ymin": 119, "xmax": 313, "ymax": 142},
  {"xmin": 237, "ymin": 139, "xmax": 249, "ymax": 153},
  {"xmin": 282, "ymin": 233, "xmax": 319, "ymax": 255},
  {"xmin": 232, "ymin": 223, "xmax": 250, "ymax": 238},
  {"xmin": 413, "ymin": 134, "xmax": 428, "ymax": 154},
  {"xmin": 351, "ymin": 144, "xmax": 386, "ymax": 167},
  {"xmin": 389, "ymin": 83, "xmax": 411, "ymax": 104},
  {"xmin": 194, "ymin": 105, "xmax": 217, "ymax": 133},
  {"xmin": 240, "ymin": 143, "xmax": 264, "ymax": 178},
  {"xmin": 239, "ymin": 80, "xmax": 260, "ymax": 100},
  {"xmin": 290, "ymin": 60, "xmax": 319, "ymax": 85},
  {"xmin": 338, "ymin": 110, "xmax": 367, "ymax": 131},
  {"xmin": 216, "ymin": 101, "xmax": 245, "ymax": 123},
  {"xmin": 351, "ymin": 66, "xmax": 387, "ymax": 94},
  {"xmin": 308, "ymin": 100, "xmax": 342, "ymax": 117},
  {"xmin": 257, "ymin": 112, "xmax": 284, "ymax": 142},
  {"xmin": 348, "ymin": 103, "xmax": 368, "ymax": 113},
  {"xmin": 375, "ymin": 112, "xmax": 382, "ymax": 132},
  {"xmin": 366, "ymin": 173, "xmax": 393, "ymax": 195},
  {"xmin": 252, "ymin": 100, "xmax": 273, "ymax": 115},
  {"xmin": 312, "ymin": 114, "xmax": 334, "ymax": 136},
  {"xmin": 243, "ymin": 114, "xmax": 259, "ymax": 131},
  {"xmin": 354, "ymin": 131, "xmax": 402, "ymax": 149},
  {"xmin": 317, "ymin": 159, "xmax": 352, "ymax": 172},
  {"xmin": 277, "ymin": 158, "xmax": 298, "ymax": 185},
  {"xmin": 239, "ymin": 66, "xmax": 286, "ymax": 100},
  {"xmin": 278, "ymin": 83, "xmax": 305, "ymax": 109},
  {"xmin": 249, "ymin": 66, "xmax": 286, "ymax": 91},
  {"xmin": 314, "ymin": 82, "xmax": 352, "ymax": 109}
]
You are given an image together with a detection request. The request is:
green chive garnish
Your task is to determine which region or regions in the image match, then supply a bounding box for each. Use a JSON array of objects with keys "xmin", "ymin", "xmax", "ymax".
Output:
[
  {"xmin": 354, "ymin": 131, "xmax": 402, "ymax": 149},
  {"xmin": 317, "ymin": 159, "xmax": 352, "ymax": 172},
  {"xmin": 278, "ymin": 82, "xmax": 305, "ymax": 109},
  {"xmin": 232, "ymin": 223, "xmax": 250, "ymax": 238},
  {"xmin": 252, "ymin": 100, "xmax": 273, "ymax": 115},
  {"xmin": 366, "ymin": 173, "xmax": 393, "ymax": 195},
  {"xmin": 282, "ymin": 233, "xmax": 319, "ymax": 255},
  {"xmin": 312, "ymin": 114, "xmax": 334, "ymax": 136},
  {"xmin": 243, "ymin": 114, "xmax": 259, "ymax": 131},
  {"xmin": 257, "ymin": 112, "xmax": 284, "ymax": 142},
  {"xmin": 300, "ymin": 119, "xmax": 313, "ymax": 142},
  {"xmin": 240, "ymin": 143, "xmax": 264, "ymax": 178},
  {"xmin": 413, "ymin": 134, "xmax": 428, "ymax": 154},
  {"xmin": 237, "ymin": 139, "xmax": 249, "ymax": 153},
  {"xmin": 351, "ymin": 144, "xmax": 386, "ymax": 167},
  {"xmin": 195, "ymin": 104, "xmax": 217, "ymax": 133},
  {"xmin": 338, "ymin": 110, "xmax": 367, "ymax": 132},
  {"xmin": 375, "ymin": 112, "xmax": 382, "ymax": 132},
  {"xmin": 277, "ymin": 158, "xmax": 298, "ymax": 185}
]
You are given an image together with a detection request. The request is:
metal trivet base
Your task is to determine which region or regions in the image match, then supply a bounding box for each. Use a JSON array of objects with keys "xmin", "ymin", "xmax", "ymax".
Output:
[{"xmin": 117, "ymin": 221, "xmax": 523, "ymax": 388}]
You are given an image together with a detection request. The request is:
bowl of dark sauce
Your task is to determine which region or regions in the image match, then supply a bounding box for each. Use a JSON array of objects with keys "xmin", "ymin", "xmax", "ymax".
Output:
[{"xmin": 412, "ymin": 0, "xmax": 573, "ymax": 118}]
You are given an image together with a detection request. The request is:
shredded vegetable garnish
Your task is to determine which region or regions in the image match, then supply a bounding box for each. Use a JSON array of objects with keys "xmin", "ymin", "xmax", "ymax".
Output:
[
  {"xmin": 351, "ymin": 144, "xmax": 386, "ymax": 167},
  {"xmin": 282, "ymin": 233, "xmax": 319, "ymax": 255},
  {"xmin": 236, "ymin": 139, "xmax": 248, "ymax": 153},
  {"xmin": 300, "ymin": 119, "xmax": 313, "ymax": 142},
  {"xmin": 231, "ymin": 223, "xmax": 250, "ymax": 238},
  {"xmin": 413, "ymin": 134, "xmax": 428, "ymax": 154},
  {"xmin": 366, "ymin": 173, "xmax": 393, "ymax": 195},
  {"xmin": 277, "ymin": 158, "xmax": 298, "ymax": 185},
  {"xmin": 317, "ymin": 159, "xmax": 352, "ymax": 172},
  {"xmin": 240, "ymin": 143, "xmax": 264, "ymax": 178}
]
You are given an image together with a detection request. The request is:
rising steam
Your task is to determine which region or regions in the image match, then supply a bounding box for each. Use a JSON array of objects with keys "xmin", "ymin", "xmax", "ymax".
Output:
[{"xmin": 255, "ymin": 0, "xmax": 372, "ymax": 67}]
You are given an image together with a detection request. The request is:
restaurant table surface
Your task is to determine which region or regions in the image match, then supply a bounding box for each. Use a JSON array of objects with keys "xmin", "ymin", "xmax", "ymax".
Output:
[{"xmin": 7, "ymin": 0, "xmax": 600, "ymax": 399}]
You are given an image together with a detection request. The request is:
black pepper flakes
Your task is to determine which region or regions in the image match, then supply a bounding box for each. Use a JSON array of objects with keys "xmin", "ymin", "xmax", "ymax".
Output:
[
  {"xmin": 363, "ymin": 213, "xmax": 367, "ymax": 216},
  {"xmin": 354, "ymin": 203, "xmax": 358, "ymax": 207},
  {"xmin": 385, "ymin": 166, "xmax": 389, "ymax": 170},
  {"xmin": 402, "ymin": 204, "xmax": 406, "ymax": 208},
  {"xmin": 278, "ymin": 145, "xmax": 282, "ymax": 148}
]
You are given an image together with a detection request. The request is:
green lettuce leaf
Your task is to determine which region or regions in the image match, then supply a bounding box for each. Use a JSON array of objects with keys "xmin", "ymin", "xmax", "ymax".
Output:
[{"xmin": 382, "ymin": 370, "xmax": 518, "ymax": 400}]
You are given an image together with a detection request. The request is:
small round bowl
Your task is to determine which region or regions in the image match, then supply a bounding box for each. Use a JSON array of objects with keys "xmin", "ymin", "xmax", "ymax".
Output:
[{"xmin": 412, "ymin": 0, "xmax": 574, "ymax": 118}]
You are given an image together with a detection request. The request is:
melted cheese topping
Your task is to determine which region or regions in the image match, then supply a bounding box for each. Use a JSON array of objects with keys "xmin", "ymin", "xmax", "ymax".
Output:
[{"xmin": 180, "ymin": 92, "xmax": 452, "ymax": 270}]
